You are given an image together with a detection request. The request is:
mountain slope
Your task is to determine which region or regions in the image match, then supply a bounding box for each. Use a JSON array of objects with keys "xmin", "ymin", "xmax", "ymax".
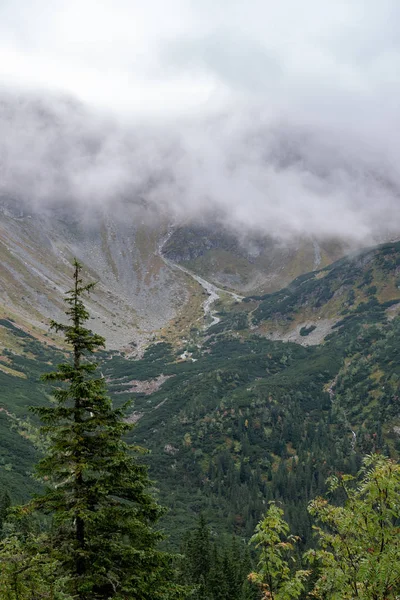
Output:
[
  {"xmin": 209, "ymin": 240, "xmax": 400, "ymax": 343},
  {"xmin": 0, "ymin": 200, "xmax": 194, "ymax": 349},
  {"xmin": 2, "ymin": 241, "xmax": 399, "ymax": 547},
  {"xmin": 108, "ymin": 241, "xmax": 400, "ymax": 542},
  {"xmin": 162, "ymin": 224, "xmax": 347, "ymax": 294}
]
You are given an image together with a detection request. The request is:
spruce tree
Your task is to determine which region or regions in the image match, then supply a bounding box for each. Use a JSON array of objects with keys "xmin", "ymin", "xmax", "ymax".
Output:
[
  {"xmin": 181, "ymin": 514, "xmax": 212, "ymax": 598},
  {"xmin": 27, "ymin": 259, "xmax": 182, "ymax": 599}
]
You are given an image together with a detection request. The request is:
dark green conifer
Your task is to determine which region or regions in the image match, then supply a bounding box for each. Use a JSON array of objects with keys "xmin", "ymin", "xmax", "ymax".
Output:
[
  {"xmin": 0, "ymin": 491, "xmax": 11, "ymax": 536},
  {"xmin": 27, "ymin": 259, "xmax": 182, "ymax": 599}
]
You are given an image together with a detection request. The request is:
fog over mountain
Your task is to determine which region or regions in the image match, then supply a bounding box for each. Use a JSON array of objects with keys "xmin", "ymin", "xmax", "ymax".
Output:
[{"xmin": 0, "ymin": 1, "xmax": 399, "ymax": 244}]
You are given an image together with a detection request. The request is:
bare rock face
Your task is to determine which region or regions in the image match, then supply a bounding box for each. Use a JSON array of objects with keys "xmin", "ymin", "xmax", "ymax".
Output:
[{"xmin": 0, "ymin": 202, "xmax": 188, "ymax": 349}]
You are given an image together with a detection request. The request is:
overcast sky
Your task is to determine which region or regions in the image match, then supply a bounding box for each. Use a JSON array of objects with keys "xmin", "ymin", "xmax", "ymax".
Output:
[
  {"xmin": 0, "ymin": 1, "xmax": 399, "ymax": 242},
  {"xmin": 1, "ymin": 0, "xmax": 399, "ymax": 117}
]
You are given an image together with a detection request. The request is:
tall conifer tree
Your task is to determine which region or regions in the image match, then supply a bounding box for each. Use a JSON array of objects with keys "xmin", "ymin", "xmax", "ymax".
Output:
[{"xmin": 28, "ymin": 259, "xmax": 181, "ymax": 599}]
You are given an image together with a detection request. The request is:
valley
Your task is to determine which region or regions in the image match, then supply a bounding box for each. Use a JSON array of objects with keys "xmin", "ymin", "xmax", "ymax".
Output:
[
  {"xmin": 1, "ymin": 234, "xmax": 399, "ymax": 547},
  {"xmin": 0, "ymin": 201, "xmax": 345, "ymax": 348}
]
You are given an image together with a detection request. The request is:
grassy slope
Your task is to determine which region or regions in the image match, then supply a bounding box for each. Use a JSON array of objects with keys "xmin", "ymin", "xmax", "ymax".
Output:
[{"xmin": 163, "ymin": 225, "xmax": 346, "ymax": 294}]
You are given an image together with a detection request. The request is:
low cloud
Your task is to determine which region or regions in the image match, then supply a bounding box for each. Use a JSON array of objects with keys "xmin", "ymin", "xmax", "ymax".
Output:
[
  {"xmin": 0, "ymin": 0, "xmax": 400, "ymax": 244},
  {"xmin": 0, "ymin": 89, "xmax": 399, "ymax": 244},
  {"xmin": 0, "ymin": 1, "xmax": 399, "ymax": 244}
]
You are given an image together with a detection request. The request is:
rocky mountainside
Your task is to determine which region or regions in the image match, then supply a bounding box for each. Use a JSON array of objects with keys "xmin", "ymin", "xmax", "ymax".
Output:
[
  {"xmin": 0, "ymin": 198, "xmax": 191, "ymax": 349},
  {"xmin": 0, "ymin": 197, "xmax": 362, "ymax": 350}
]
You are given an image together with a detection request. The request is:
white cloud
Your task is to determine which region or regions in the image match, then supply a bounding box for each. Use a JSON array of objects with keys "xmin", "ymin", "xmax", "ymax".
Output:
[
  {"xmin": 1, "ymin": 0, "xmax": 399, "ymax": 116},
  {"xmin": 0, "ymin": 1, "xmax": 399, "ymax": 244}
]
